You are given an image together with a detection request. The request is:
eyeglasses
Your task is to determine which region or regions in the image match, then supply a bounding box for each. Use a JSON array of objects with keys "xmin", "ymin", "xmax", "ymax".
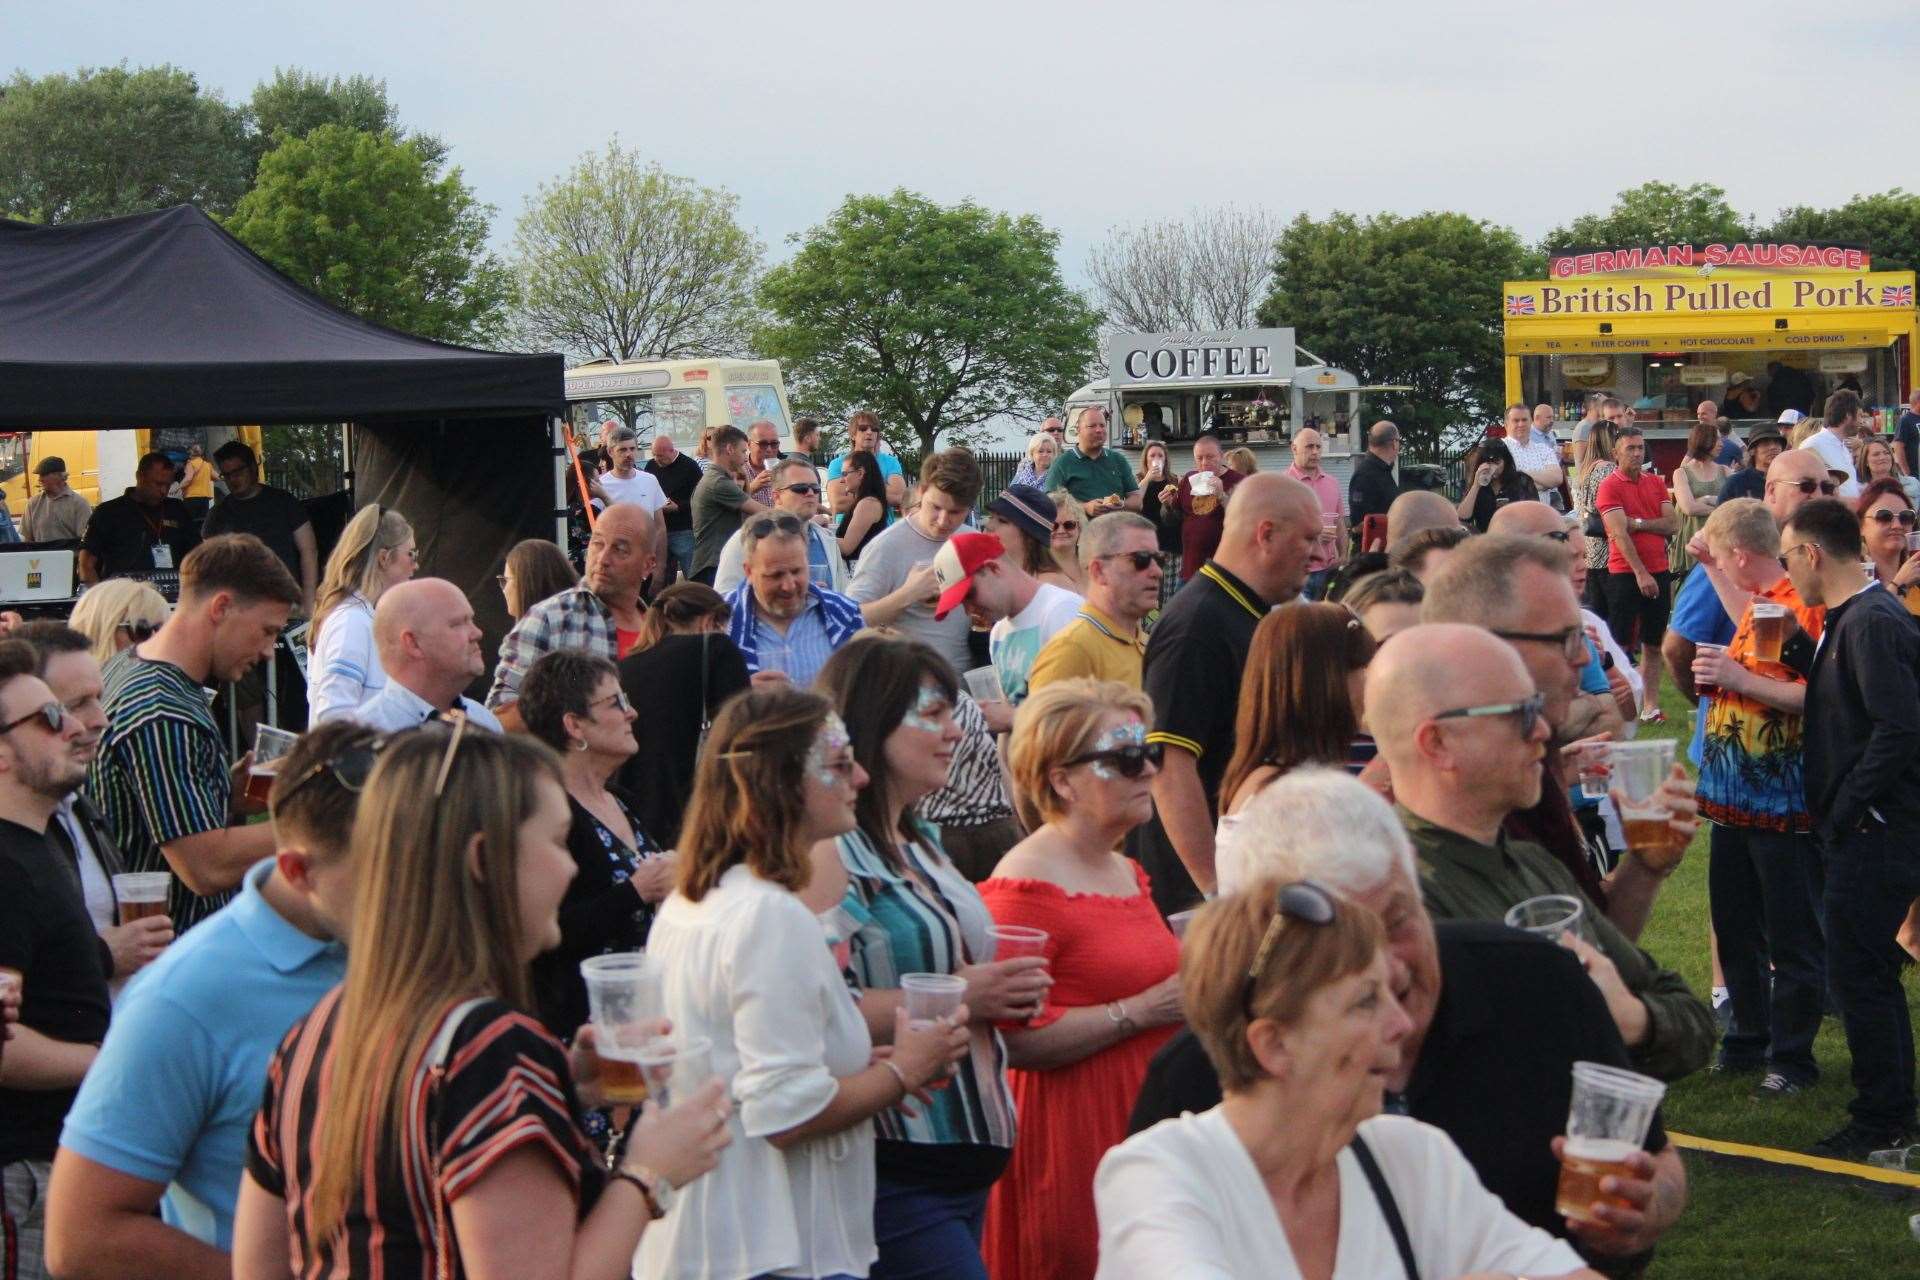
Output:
[
  {"xmin": 1779, "ymin": 542, "xmax": 1816, "ymax": 569},
  {"xmin": 1045, "ymin": 427, "xmax": 1066, "ymax": 436},
  {"xmin": 1868, "ymin": 508, "xmax": 1918, "ymax": 527},
  {"xmin": 587, "ymin": 689, "xmax": 633, "ymax": 715},
  {"xmin": 218, "ymin": 465, "xmax": 251, "ymax": 483},
  {"xmin": 778, "ymin": 483, "xmax": 821, "ymax": 496},
  {"xmin": 747, "ymin": 514, "xmax": 807, "ymax": 540},
  {"xmin": 1095, "ymin": 550, "xmax": 1168, "ymax": 572},
  {"xmin": 271, "ymin": 738, "xmax": 389, "ymax": 814},
  {"xmin": 1242, "ymin": 881, "xmax": 1337, "ymax": 1017},
  {"xmin": 0, "ymin": 701, "xmax": 66, "ymax": 738},
  {"xmin": 1768, "ymin": 478, "xmax": 1840, "ymax": 496},
  {"xmin": 1053, "ymin": 520, "xmax": 1080, "ymax": 534},
  {"xmin": 1491, "ymin": 625, "xmax": 1588, "ymax": 661},
  {"xmin": 1061, "ymin": 741, "xmax": 1163, "ymax": 778},
  {"xmin": 117, "ymin": 620, "xmax": 162, "ymax": 643},
  {"xmin": 1430, "ymin": 691, "xmax": 1546, "ymax": 738}
]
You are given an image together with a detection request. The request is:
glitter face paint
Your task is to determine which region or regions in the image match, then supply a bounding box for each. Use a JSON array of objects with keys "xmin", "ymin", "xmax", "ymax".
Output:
[
  {"xmin": 808, "ymin": 712, "xmax": 853, "ymax": 791},
  {"xmin": 901, "ymin": 682, "xmax": 947, "ymax": 735},
  {"xmin": 1086, "ymin": 718, "xmax": 1146, "ymax": 780}
]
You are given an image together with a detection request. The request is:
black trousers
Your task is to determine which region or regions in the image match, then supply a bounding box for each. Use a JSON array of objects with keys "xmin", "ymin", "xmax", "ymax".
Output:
[
  {"xmin": 1818, "ymin": 822, "xmax": 1920, "ymax": 1131},
  {"xmin": 1708, "ymin": 823, "xmax": 1826, "ymax": 1081}
]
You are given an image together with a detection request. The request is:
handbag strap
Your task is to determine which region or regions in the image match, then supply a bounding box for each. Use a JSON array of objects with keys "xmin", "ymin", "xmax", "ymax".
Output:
[
  {"xmin": 1350, "ymin": 1131, "xmax": 1420, "ymax": 1280},
  {"xmin": 423, "ymin": 997, "xmax": 491, "ymax": 1280},
  {"xmin": 697, "ymin": 631, "xmax": 713, "ymax": 733}
]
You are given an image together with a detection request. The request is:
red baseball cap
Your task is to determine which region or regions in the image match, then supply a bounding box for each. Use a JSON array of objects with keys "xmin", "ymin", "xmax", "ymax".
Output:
[{"xmin": 933, "ymin": 532, "xmax": 1006, "ymax": 620}]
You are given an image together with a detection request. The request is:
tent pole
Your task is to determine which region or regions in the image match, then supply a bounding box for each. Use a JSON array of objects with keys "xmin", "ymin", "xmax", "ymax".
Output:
[{"xmin": 551, "ymin": 417, "xmax": 568, "ymax": 547}]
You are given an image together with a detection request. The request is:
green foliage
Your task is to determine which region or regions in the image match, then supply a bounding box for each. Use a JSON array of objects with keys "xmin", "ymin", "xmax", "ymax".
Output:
[
  {"xmin": 247, "ymin": 68, "xmax": 446, "ymax": 175},
  {"xmin": 1544, "ymin": 180, "xmax": 1753, "ymax": 252},
  {"xmin": 0, "ymin": 63, "xmax": 250, "ymax": 222},
  {"xmin": 225, "ymin": 125, "xmax": 512, "ymax": 345},
  {"xmin": 1765, "ymin": 189, "xmax": 1920, "ymax": 276},
  {"xmin": 757, "ymin": 190, "xmax": 1101, "ymax": 456},
  {"xmin": 512, "ymin": 141, "xmax": 762, "ymax": 362},
  {"xmin": 1259, "ymin": 211, "xmax": 1534, "ymax": 454}
]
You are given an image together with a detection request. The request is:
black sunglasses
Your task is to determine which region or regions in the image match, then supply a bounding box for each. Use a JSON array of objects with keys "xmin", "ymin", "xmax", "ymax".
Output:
[
  {"xmin": 1062, "ymin": 741, "xmax": 1164, "ymax": 778},
  {"xmin": 1243, "ymin": 881, "xmax": 1337, "ymax": 1017},
  {"xmin": 0, "ymin": 701, "xmax": 66, "ymax": 737},
  {"xmin": 1095, "ymin": 550, "xmax": 1168, "ymax": 572},
  {"xmin": 271, "ymin": 739, "xmax": 386, "ymax": 814},
  {"xmin": 1868, "ymin": 508, "xmax": 1918, "ymax": 527},
  {"xmin": 117, "ymin": 620, "xmax": 163, "ymax": 643},
  {"xmin": 747, "ymin": 514, "xmax": 807, "ymax": 539},
  {"xmin": 779, "ymin": 483, "xmax": 822, "ymax": 496},
  {"xmin": 1431, "ymin": 691, "xmax": 1546, "ymax": 739},
  {"xmin": 1769, "ymin": 477, "xmax": 1840, "ymax": 497}
]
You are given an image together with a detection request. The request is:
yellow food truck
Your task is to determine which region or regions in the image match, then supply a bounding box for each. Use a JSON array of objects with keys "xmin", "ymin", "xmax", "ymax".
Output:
[
  {"xmin": 563, "ymin": 357, "xmax": 794, "ymax": 449},
  {"xmin": 0, "ymin": 426, "xmax": 266, "ymax": 524},
  {"xmin": 1502, "ymin": 241, "xmax": 1918, "ymax": 467}
]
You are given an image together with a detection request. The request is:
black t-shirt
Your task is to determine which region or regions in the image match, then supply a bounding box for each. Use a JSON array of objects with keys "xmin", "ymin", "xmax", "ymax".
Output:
[
  {"xmin": 531, "ymin": 789, "xmax": 663, "ymax": 1041},
  {"xmin": 1136, "ymin": 562, "xmax": 1268, "ymax": 913},
  {"xmin": 0, "ymin": 818, "xmax": 112, "ymax": 1164},
  {"xmin": 645, "ymin": 453, "xmax": 705, "ymax": 532},
  {"xmin": 81, "ymin": 493, "xmax": 202, "ymax": 578},
  {"xmin": 615, "ymin": 632, "xmax": 751, "ymax": 844},
  {"xmin": 1897, "ymin": 411, "xmax": 1920, "ymax": 471},
  {"xmin": 1129, "ymin": 921, "xmax": 1666, "ymax": 1267},
  {"xmin": 203, "ymin": 485, "xmax": 310, "ymax": 578}
]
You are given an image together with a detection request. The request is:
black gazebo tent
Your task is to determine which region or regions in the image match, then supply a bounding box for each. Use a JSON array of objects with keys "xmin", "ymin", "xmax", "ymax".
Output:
[{"xmin": 0, "ymin": 205, "xmax": 568, "ymax": 689}]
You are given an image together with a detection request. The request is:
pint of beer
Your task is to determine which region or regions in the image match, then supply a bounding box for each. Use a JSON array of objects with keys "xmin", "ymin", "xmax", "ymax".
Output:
[
  {"xmin": 1750, "ymin": 601, "xmax": 1789, "ymax": 663},
  {"xmin": 111, "ymin": 872, "xmax": 172, "ymax": 925},
  {"xmin": 250, "ymin": 724, "xmax": 300, "ymax": 807},
  {"xmin": 1556, "ymin": 1061, "xmax": 1666, "ymax": 1224},
  {"xmin": 1607, "ymin": 741, "xmax": 1682, "ymax": 870},
  {"xmin": 580, "ymin": 952, "xmax": 663, "ymax": 1102},
  {"xmin": 595, "ymin": 1042, "xmax": 651, "ymax": 1105}
]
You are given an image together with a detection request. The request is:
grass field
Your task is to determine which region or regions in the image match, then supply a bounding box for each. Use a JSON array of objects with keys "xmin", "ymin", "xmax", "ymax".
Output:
[{"xmin": 1622, "ymin": 680, "xmax": 1920, "ymax": 1275}]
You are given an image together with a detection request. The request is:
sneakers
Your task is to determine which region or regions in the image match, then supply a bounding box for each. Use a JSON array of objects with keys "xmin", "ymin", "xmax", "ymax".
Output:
[
  {"xmin": 1711, "ymin": 987, "xmax": 1732, "ymax": 1033},
  {"xmin": 1810, "ymin": 1122, "xmax": 1914, "ymax": 1162},
  {"xmin": 1638, "ymin": 706, "xmax": 1666, "ymax": 724},
  {"xmin": 1752, "ymin": 1072, "xmax": 1808, "ymax": 1100}
]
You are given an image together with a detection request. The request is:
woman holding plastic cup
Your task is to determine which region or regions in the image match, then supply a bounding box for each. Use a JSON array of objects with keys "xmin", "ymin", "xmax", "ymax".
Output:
[
  {"xmin": 978, "ymin": 678, "xmax": 1182, "ymax": 1280},
  {"xmin": 639, "ymin": 686, "xmax": 970, "ymax": 1280},
  {"xmin": 816, "ymin": 636, "xmax": 1047, "ymax": 1279}
]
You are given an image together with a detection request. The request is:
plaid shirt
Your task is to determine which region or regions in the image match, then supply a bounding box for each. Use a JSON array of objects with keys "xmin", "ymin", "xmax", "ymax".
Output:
[{"xmin": 487, "ymin": 585, "xmax": 620, "ymax": 707}]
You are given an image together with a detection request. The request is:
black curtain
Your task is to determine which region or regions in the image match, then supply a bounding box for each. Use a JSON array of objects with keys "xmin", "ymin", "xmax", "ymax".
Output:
[{"xmin": 350, "ymin": 417, "xmax": 559, "ymax": 697}]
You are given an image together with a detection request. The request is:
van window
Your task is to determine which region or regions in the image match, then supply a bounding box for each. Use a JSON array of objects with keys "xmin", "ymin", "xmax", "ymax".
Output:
[
  {"xmin": 633, "ymin": 389, "xmax": 708, "ymax": 446},
  {"xmin": 726, "ymin": 385, "xmax": 788, "ymax": 434}
]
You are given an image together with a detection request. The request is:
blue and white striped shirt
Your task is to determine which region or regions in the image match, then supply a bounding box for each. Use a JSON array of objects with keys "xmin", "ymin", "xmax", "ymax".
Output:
[{"xmin": 726, "ymin": 581, "xmax": 863, "ymax": 687}]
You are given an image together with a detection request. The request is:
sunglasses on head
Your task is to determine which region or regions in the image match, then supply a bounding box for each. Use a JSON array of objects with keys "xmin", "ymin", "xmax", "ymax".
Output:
[
  {"xmin": 271, "ymin": 738, "xmax": 387, "ymax": 814},
  {"xmin": 748, "ymin": 514, "xmax": 807, "ymax": 539},
  {"xmin": 1062, "ymin": 741, "xmax": 1163, "ymax": 778},
  {"xmin": 1868, "ymin": 508, "xmax": 1918, "ymax": 527},
  {"xmin": 1431, "ymin": 691, "xmax": 1546, "ymax": 739},
  {"xmin": 1770, "ymin": 477, "xmax": 1840, "ymax": 496},
  {"xmin": 1096, "ymin": 550, "xmax": 1167, "ymax": 572},
  {"xmin": 1243, "ymin": 881, "xmax": 1337, "ymax": 1017},
  {"xmin": 117, "ymin": 620, "xmax": 162, "ymax": 643}
]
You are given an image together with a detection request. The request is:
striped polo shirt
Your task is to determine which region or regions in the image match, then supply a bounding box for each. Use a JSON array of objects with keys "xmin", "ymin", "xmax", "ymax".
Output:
[{"xmin": 90, "ymin": 648, "xmax": 233, "ymax": 932}]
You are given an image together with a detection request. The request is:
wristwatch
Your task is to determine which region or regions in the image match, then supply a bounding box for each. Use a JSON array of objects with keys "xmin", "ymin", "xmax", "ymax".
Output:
[
  {"xmin": 1106, "ymin": 999, "xmax": 1138, "ymax": 1036},
  {"xmin": 612, "ymin": 1165, "xmax": 674, "ymax": 1219}
]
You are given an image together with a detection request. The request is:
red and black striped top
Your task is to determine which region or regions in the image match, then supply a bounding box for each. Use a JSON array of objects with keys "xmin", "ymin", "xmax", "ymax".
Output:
[{"xmin": 247, "ymin": 989, "xmax": 604, "ymax": 1278}]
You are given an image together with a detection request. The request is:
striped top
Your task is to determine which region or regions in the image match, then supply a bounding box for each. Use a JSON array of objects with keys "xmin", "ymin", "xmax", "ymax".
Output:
[
  {"xmin": 89, "ymin": 648, "xmax": 232, "ymax": 932},
  {"xmin": 836, "ymin": 821, "xmax": 1016, "ymax": 1163},
  {"xmin": 916, "ymin": 693, "xmax": 1014, "ymax": 827},
  {"xmin": 246, "ymin": 990, "xmax": 603, "ymax": 1280}
]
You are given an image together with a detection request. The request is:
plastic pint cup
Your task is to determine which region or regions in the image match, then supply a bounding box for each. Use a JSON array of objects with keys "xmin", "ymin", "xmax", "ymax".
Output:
[
  {"xmin": 249, "ymin": 724, "xmax": 299, "ymax": 805},
  {"xmin": 580, "ymin": 953, "xmax": 662, "ymax": 1104},
  {"xmin": 1556, "ymin": 1062, "xmax": 1666, "ymax": 1224},
  {"xmin": 1503, "ymin": 894, "xmax": 1593, "ymax": 946},
  {"xmin": 1608, "ymin": 741, "xmax": 1683, "ymax": 870},
  {"xmin": 112, "ymin": 872, "xmax": 173, "ymax": 925},
  {"xmin": 901, "ymin": 972, "xmax": 966, "ymax": 1029},
  {"xmin": 635, "ymin": 1034, "xmax": 713, "ymax": 1110},
  {"xmin": 1750, "ymin": 601, "xmax": 1789, "ymax": 663}
]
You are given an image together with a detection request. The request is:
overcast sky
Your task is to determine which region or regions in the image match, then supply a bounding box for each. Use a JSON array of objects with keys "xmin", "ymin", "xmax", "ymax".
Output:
[{"xmin": 15, "ymin": 0, "xmax": 1920, "ymax": 286}]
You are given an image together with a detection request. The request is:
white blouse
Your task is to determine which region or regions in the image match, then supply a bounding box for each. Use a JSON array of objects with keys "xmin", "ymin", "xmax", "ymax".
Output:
[
  {"xmin": 307, "ymin": 594, "xmax": 386, "ymax": 722},
  {"xmin": 1094, "ymin": 1110, "xmax": 1585, "ymax": 1280},
  {"xmin": 636, "ymin": 865, "xmax": 877, "ymax": 1280}
]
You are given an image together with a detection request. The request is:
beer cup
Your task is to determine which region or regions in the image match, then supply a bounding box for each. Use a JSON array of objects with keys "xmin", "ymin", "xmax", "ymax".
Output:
[
  {"xmin": 1692, "ymin": 643, "xmax": 1724, "ymax": 698},
  {"xmin": 962, "ymin": 666, "xmax": 1008, "ymax": 706},
  {"xmin": 1749, "ymin": 601, "xmax": 1789, "ymax": 663},
  {"xmin": 1504, "ymin": 894, "xmax": 1594, "ymax": 946},
  {"xmin": 1608, "ymin": 740, "xmax": 1683, "ymax": 871},
  {"xmin": 580, "ymin": 953, "xmax": 662, "ymax": 1105},
  {"xmin": 1905, "ymin": 532, "xmax": 1920, "ymax": 555},
  {"xmin": 1556, "ymin": 1062, "xmax": 1666, "ymax": 1224},
  {"xmin": 986, "ymin": 925, "xmax": 1049, "ymax": 1021},
  {"xmin": 1166, "ymin": 910, "xmax": 1199, "ymax": 940},
  {"xmin": 901, "ymin": 972, "xmax": 966, "ymax": 1029},
  {"xmin": 249, "ymin": 724, "xmax": 299, "ymax": 806},
  {"xmin": 111, "ymin": 871, "xmax": 173, "ymax": 925},
  {"xmin": 635, "ymin": 1035, "xmax": 713, "ymax": 1110}
]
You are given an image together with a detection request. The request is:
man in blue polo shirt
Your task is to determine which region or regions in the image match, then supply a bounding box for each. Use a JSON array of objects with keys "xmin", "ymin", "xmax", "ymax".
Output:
[
  {"xmin": 46, "ymin": 721, "xmax": 374, "ymax": 1270},
  {"xmin": 1043, "ymin": 407, "xmax": 1141, "ymax": 515}
]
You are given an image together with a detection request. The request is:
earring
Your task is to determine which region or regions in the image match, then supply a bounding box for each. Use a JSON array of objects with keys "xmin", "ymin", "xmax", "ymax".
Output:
[{"xmin": 571, "ymin": 739, "xmax": 589, "ymax": 752}]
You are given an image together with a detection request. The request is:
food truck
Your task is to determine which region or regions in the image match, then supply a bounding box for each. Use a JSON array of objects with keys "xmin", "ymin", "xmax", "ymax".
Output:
[
  {"xmin": 1502, "ymin": 242, "xmax": 1919, "ymax": 469},
  {"xmin": 563, "ymin": 357, "xmax": 793, "ymax": 450},
  {"xmin": 1063, "ymin": 328, "xmax": 1407, "ymax": 483}
]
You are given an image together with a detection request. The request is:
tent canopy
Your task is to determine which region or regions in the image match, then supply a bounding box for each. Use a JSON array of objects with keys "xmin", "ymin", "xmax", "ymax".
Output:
[{"xmin": 0, "ymin": 205, "xmax": 562, "ymax": 429}]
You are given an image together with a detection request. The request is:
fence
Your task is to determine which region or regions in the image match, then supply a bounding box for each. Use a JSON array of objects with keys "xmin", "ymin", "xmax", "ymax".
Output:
[
  {"xmin": 813, "ymin": 450, "xmax": 1030, "ymax": 514},
  {"xmin": 264, "ymin": 460, "xmax": 345, "ymax": 500}
]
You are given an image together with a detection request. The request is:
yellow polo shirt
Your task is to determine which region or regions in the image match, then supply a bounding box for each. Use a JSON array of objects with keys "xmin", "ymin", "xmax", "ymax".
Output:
[{"xmin": 1027, "ymin": 603, "xmax": 1146, "ymax": 691}]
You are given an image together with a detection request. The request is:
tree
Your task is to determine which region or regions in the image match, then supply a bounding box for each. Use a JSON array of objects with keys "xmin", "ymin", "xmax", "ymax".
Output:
[
  {"xmin": 1085, "ymin": 205, "xmax": 1282, "ymax": 332},
  {"xmin": 1259, "ymin": 210, "xmax": 1534, "ymax": 454},
  {"xmin": 225, "ymin": 125, "xmax": 513, "ymax": 345},
  {"xmin": 1765, "ymin": 190, "xmax": 1920, "ymax": 275},
  {"xmin": 247, "ymin": 68, "xmax": 446, "ymax": 175},
  {"xmin": 1543, "ymin": 180, "xmax": 1752, "ymax": 252},
  {"xmin": 0, "ymin": 63, "xmax": 250, "ymax": 222},
  {"xmin": 757, "ymin": 190, "xmax": 1100, "ymax": 457},
  {"xmin": 511, "ymin": 142, "xmax": 763, "ymax": 365}
]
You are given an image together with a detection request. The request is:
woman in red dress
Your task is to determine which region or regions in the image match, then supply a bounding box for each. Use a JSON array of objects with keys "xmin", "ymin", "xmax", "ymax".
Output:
[{"xmin": 979, "ymin": 679, "xmax": 1183, "ymax": 1280}]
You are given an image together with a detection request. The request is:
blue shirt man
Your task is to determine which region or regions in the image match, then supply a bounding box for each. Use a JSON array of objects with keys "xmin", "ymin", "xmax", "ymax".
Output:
[
  {"xmin": 1667, "ymin": 564, "xmax": 1736, "ymax": 767},
  {"xmin": 57, "ymin": 861, "xmax": 344, "ymax": 1247},
  {"xmin": 725, "ymin": 523, "xmax": 864, "ymax": 687}
]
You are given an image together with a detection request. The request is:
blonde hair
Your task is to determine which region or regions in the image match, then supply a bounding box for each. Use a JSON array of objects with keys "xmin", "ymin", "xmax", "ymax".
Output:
[
  {"xmin": 307, "ymin": 730, "xmax": 563, "ymax": 1239},
  {"xmin": 68, "ymin": 579, "xmax": 170, "ymax": 665},
  {"xmin": 1702, "ymin": 496, "xmax": 1780, "ymax": 558},
  {"xmin": 1026, "ymin": 432, "xmax": 1059, "ymax": 465},
  {"xmin": 311, "ymin": 505, "xmax": 413, "ymax": 650},
  {"xmin": 1007, "ymin": 678, "xmax": 1153, "ymax": 831},
  {"xmin": 1182, "ymin": 878, "xmax": 1384, "ymax": 1091},
  {"xmin": 1788, "ymin": 419, "xmax": 1820, "ymax": 449},
  {"xmin": 1225, "ymin": 447, "xmax": 1259, "ymax": 475}
]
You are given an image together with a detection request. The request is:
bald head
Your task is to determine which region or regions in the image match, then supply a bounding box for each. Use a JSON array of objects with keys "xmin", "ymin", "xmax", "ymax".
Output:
[
  {"xmin": 1765, "ymin": 448, "xmax": 1834, "ymax": 523},
  {"xmin": 1368, "ymin": 624, "xmax": 1527, "ymax": 750},
  {"xmin": 1487, "ymin": 500, "xmax": 1566, "ymax": 539},
  {"xmin": 373, "ymin": 577, "xmax": 484, "ymax": 706},
  {"xmin": 1386, "ymin": 490, "xmax": 1460, "ymax": 543},
  {"xmin": 1369, "ymin": 420, "xmax": 1400, "ymax": 450},
  {"xmin": 1222, "ymin": 472, "xmax": 1315, "ymax": 540},
  {"xmin": 374, "ymin": 578, "xmax": 466, "ymax": 659},
  {"xmin": 1217, "ymin": 472, "xmax": 1322, "ymax": 603}
]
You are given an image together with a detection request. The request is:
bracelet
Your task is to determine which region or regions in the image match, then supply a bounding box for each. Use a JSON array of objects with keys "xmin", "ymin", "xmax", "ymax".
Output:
[
  {"xmin": 609, "ymin": 1167, "xmax": 667, "ymax": 1221},
  {"xmin": 879, "ymin": 1057, "xmax": 912, "ymax": 1100},
  {"xmin": 1106, "ymin": 1000, "xmax": 1138, "ymax": 1036}
]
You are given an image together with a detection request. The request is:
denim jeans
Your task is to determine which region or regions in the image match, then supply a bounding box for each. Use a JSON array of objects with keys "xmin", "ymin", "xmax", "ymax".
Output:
[
  {"xmin": 871, "ymin": 1178, "xmax": 989, "ymax": 1280},
  {"xmin": 665, "ymin": 528, "xmax": 695, "ymax": 583},
  {"xmin": 1708, "ymin": 823, "xmax": 1826, "ymax": 1081},
  {"xmin": 1818, "ymin": 822, "xmax": 1920, "ymax": 1130}
]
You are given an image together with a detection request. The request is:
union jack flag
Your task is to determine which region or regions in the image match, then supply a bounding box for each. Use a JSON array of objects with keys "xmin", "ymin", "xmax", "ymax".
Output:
[
  {"xmin": 1506, "ymin": 294, "xmax": 1536, "ymax": 316},
  {"xmin": 1881, "ymin": 285, "xmax": 1913, "ymax": 307}
]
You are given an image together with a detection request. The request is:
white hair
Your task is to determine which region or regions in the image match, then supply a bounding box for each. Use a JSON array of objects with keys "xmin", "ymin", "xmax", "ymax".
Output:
[
  {"xmin": 1218, "ymin": 767, "xmax": 1417, "ymax": 899},
  {"xmin": 1026, "ymin": 432, "xmax": 1058, "ymax": 462}
]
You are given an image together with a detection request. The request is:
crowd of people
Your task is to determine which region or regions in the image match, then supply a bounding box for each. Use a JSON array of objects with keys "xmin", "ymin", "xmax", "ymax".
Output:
[{"xmin": 5, "ymin": 393, "xmax": 1920, "ymax": 1280}]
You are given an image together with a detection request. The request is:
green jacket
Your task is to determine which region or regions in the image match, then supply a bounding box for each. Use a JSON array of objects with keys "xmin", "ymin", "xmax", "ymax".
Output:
[{"xmin": 1402, "ymin": 809, "xmax": 1714, "ymax": 1082}]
